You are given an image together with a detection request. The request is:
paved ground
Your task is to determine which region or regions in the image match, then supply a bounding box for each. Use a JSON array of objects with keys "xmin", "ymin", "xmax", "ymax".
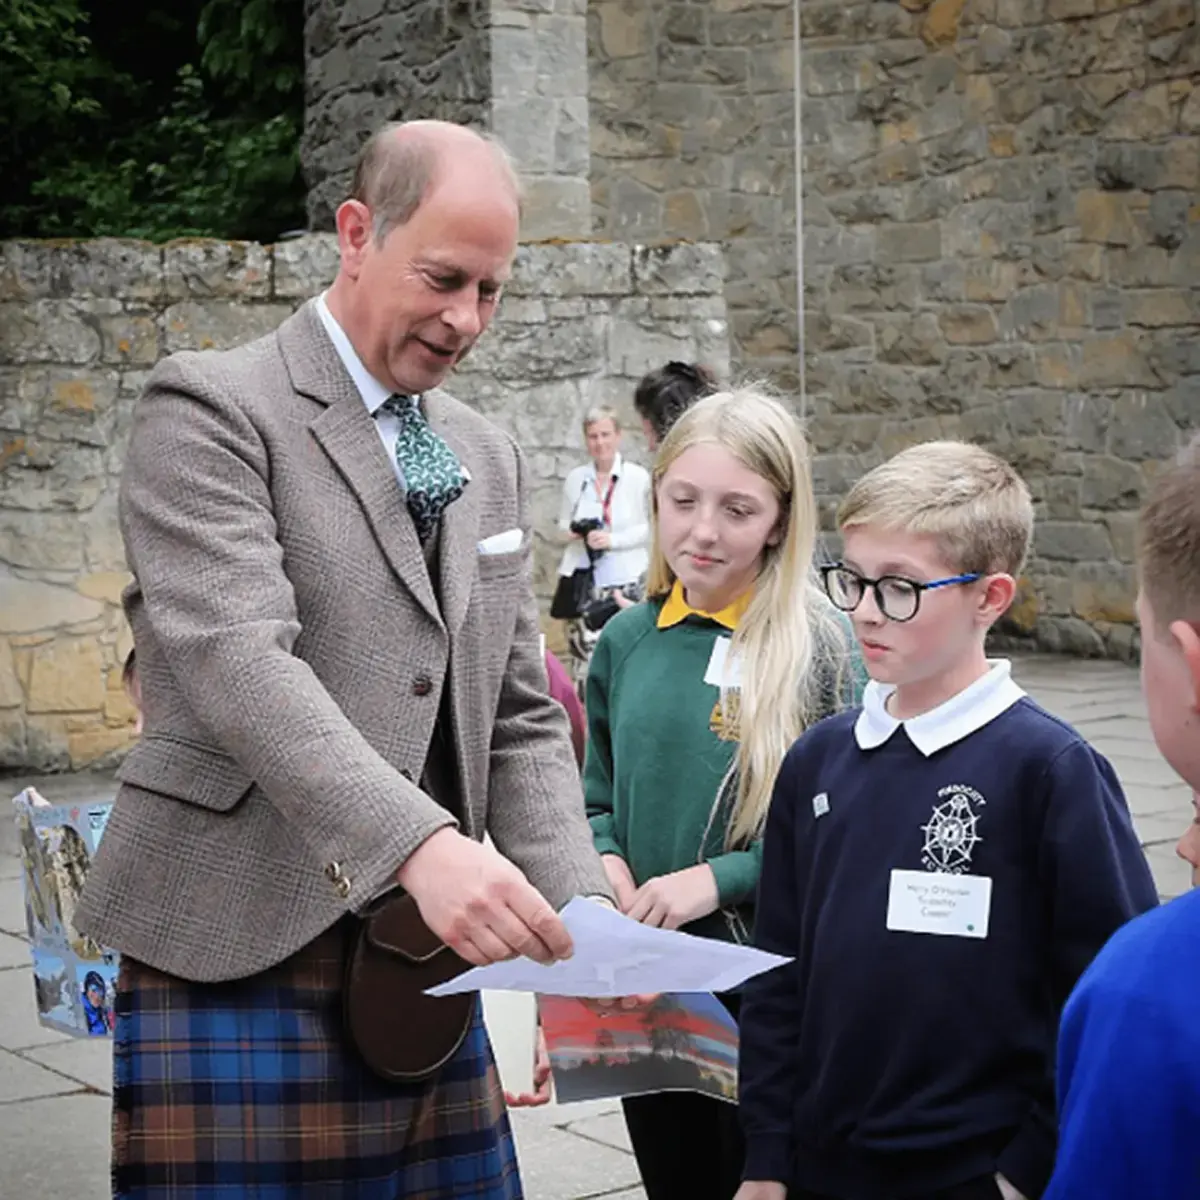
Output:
[{"xmin": 0, "ymin": 654, "xmax": 1192, "ymax": 1200}]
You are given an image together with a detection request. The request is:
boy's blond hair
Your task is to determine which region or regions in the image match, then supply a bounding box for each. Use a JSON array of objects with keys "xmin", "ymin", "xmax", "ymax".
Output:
[
  {"xmin": 1138, "ymin": 433, "xmax": 1200, "ymax": 626},
  {"xmin": 837, "ymin": 440, "xmax": 1034, "ymax": 576}
]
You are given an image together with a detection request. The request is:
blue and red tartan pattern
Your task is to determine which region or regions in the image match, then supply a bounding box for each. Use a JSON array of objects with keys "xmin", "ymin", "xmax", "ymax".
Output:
[{"xmin": 111, "ymin": 936, "xmax": 521, "ymax": 1200}]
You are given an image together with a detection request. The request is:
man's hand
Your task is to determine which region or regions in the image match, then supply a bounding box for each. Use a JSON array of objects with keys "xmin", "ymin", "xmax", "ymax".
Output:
[
  {"xmin": 734, "ymin": 1183, "xmax": 786, "ymax": 1200},
  {"xmin": 505, "ymin": 1027, "xmax": 553, "ymax": 1108},
  {"xmin": 601, "ymin": 853, "xmax": 637, "ymax": 912},
  {"xmin": 586, "ymin": 530, "xmax": 612, "ymax": 551},
  {"xmin": 626, "ymin": 864, "xmax": 720, "ymax": 930},
  {"xmin": 397, "ymin": 828, "xmax": 573, "ymax": 966}
]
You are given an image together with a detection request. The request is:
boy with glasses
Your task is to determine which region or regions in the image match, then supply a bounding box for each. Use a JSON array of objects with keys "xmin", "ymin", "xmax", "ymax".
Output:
[{"xmin": 736, "ymin": 441, "xmax": 1157, "ymax": 1200}]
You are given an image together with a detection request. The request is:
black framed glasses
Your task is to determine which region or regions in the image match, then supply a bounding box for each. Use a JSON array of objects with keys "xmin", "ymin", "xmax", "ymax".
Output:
[{"xmin": 820, "ymin": 563, "xmax": 981, "ymax": 623}]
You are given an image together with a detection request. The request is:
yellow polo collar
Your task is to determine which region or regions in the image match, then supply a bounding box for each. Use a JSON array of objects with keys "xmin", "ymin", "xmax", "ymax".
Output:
[{"xmin": 656, "ymin": 579, "xmax": 753, "ymax": 631}]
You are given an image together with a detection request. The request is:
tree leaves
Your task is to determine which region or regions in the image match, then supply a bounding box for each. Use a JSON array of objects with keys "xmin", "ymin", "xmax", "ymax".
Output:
[{"xmin": 0, "ymin": 0, "xmax": 305, "ymax": 242}]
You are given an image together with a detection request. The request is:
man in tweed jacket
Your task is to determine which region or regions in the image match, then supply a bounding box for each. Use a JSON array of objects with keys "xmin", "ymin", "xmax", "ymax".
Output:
[{"xmin": 77, "ymin": 120, "xmax": 611, "ymax": 1198}]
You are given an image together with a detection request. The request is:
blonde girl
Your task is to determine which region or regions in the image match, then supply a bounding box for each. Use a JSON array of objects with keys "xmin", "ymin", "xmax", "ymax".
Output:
[{"xmin": 582, "ymin": 387, "xmax": 864, "ymax": 1200}]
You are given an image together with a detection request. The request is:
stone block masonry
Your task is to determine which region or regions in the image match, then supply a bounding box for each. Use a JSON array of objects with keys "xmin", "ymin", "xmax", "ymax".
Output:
[
  {"xmin": 304, "ymin": 0, "xmax": 593, "ymax": 239},
  {"xmin": 590, "ymin": 0, "xmax": 1199, "ymax": 659},
  {"xmin": 0, "ymin": 235, "xmax": 729, "ymax": 772}
]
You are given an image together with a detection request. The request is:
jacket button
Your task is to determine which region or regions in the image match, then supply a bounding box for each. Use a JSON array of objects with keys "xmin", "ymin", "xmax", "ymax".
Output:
[
  {"xmin": 324, "ymin": 861, "xmax": 343, "ymax": 882},
  {"xmin": 335, "ymin": 877, "xmax": 351, "ymax": 899},
  {"xmin": 412, "ymin": 674, "xmax": 433, "ymax": 697}
]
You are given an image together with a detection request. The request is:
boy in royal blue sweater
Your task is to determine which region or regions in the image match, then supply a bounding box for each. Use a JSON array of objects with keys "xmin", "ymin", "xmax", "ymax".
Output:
[
  {"xmin": 1045, "ymin": 434, "xmax": 1200, "ymax": 1200},
  {"xmin": 736, "ymin": 442, "xmax": 1158, "ymax": 1200}
]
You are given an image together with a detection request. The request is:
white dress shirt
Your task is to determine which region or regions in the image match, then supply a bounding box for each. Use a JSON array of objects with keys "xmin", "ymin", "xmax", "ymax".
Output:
[{"xmin": 556, "ymin": 453, "xmax": 651, "ymax": 589}]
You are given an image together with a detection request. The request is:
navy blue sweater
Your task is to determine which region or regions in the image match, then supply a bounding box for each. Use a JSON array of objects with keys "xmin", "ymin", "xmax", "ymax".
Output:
[{"xmin": 738, "ymin": 697, "xmax": 1158, "ymax": 1200}]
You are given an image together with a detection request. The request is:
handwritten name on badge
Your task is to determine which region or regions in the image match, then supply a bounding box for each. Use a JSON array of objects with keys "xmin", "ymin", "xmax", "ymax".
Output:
[{"xmin": 886, "ymin": 869, "xmax": 992, "ymax": 939}]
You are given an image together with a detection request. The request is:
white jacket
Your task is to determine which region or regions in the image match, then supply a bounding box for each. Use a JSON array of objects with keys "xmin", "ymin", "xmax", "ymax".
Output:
[{"xmin": 556, "ymin": 454, "xmax": 651, "ymax": 589}]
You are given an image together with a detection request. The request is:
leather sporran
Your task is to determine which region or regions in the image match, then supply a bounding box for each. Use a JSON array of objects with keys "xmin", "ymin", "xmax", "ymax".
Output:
[{"xmin": 343, "ymin": 891, "xmax": 474, "ymax": 1083}]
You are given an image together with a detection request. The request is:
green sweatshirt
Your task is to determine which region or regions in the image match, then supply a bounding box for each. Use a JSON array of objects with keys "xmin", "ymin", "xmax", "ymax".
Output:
[{"xmin": 583, "ymin": 597, "xmax": 864, "ymax": 943}]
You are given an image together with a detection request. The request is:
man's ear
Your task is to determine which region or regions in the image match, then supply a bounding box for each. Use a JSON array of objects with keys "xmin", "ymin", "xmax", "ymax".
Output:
[
  {"xmin": 980, "ymin": 573, "xmax": 1016, "ymax": 622},
  {"xmin": 334, "ymin": 199, "xmax": 373, "ymax": 276},
  {"xmin": 1169, "ymin": 619, "xmax": 1200, "ymax": 713}
]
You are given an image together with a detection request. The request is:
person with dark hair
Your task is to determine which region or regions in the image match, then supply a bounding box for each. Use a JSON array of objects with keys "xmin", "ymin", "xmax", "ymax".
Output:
[{"xmin": 634, "ymin": 361, "xmax": 719, "ymax": 452}]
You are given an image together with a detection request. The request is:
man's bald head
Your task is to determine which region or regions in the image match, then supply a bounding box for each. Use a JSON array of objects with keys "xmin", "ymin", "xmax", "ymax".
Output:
[{"xmin": 350, "ymin": 120, "xmax": 521, "ymax": 244}]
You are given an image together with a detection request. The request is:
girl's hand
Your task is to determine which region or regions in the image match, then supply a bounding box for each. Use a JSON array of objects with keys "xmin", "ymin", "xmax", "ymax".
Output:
[
  {"xmin": 734, "ymin": 1183, "xmax": 786, "ymax": 1200},
  {"xmin": 601, "ymin": 854, "xmax": 638, "ymax": 912},
  {"xmin": 504, "ymin": 1027, "xmax": 552, "ymax": 1107},
  {"xmin": 586, "ymin": 530, "xmax": 612, "ymax": 551},
  {"xmin": 627, "ymin": 865, "xmax": 719, "ymax": 930}
]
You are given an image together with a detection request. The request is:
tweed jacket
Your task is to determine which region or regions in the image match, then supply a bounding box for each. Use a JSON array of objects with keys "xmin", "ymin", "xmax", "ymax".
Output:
[{"xmin": 76, "ymin": 301, "xmax": 610, "ymax": 982}]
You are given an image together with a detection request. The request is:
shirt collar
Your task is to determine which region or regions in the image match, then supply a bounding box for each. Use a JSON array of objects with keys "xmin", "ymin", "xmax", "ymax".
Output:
[
  {"xmin": 587, "ymin": 453, "xmax": 623, "ymax": 482},
  {"xmin": 314, "ymin": 292, "xmax": 393, "ymax": 416},
  {"xmin": 657, "ymin": 579, "xmax": 754, "ymax": 631},
  {"xmin": 853, "ymin": 660, "xmax": 1025, "ymax": 756}
]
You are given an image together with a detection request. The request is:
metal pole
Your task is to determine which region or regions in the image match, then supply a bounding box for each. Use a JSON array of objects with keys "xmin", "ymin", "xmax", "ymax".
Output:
[{"xmin": 792, "ymin": 0, "xmax": 807, "ymax": 421}]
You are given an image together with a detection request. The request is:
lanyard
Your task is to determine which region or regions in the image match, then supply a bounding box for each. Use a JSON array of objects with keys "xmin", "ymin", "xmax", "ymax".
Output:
[{"xmin": 594, "ymin": 474, "xmax": 617, "ymax": 527}]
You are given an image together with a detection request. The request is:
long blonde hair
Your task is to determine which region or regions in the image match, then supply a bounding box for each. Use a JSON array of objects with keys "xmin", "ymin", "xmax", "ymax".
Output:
[{"xmin": 647, "ymin": 387, "xmax": 843, "ymax": 848}]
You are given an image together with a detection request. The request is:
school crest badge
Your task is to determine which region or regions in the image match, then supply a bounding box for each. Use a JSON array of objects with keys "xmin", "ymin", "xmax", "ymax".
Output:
[{"xmin": 921, "ymin": 784, "xmax": 986, "ymax": 874}]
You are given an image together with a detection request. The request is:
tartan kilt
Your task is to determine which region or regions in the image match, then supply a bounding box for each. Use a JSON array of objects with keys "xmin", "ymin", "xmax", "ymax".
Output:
[{"xmin": 111, "ymin": 920, "xmax": 522, "ymax": 1200}]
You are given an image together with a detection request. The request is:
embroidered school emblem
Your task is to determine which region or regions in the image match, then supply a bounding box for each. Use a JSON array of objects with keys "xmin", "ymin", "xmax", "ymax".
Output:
[
  {"xmin": 921, "ymin": 784, "xmax": 986, "ymax": 874},
  {"xmin": 709, "ymin": 693, "xmax": 741, "ymax": 742}
]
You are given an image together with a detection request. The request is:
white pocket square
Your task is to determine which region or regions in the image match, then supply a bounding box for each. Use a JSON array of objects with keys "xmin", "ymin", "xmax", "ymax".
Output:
[{"xmin": 478, "ymin": 527, "xmax": 524, "ymax": 555}]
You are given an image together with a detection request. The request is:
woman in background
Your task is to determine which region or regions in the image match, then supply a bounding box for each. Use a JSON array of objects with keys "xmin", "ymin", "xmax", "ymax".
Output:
[{"xmin": 556, "ymin": 407, "xmax": 651, "ymax": 693}]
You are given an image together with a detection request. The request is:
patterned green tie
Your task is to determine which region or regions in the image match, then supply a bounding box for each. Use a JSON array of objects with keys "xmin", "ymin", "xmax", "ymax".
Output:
[{"xmin": 380, "ymin": 394, "xmax": 468, "ymax": 542}]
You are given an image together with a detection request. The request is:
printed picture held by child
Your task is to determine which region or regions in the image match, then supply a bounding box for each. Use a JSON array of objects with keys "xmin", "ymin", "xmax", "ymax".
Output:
[
  {"xmin": 583, "ymin": 388, "xmax": 864, "ymax": 1200},
  {"xmin": 736, "ymin": 441, "xmax": 1158, "ymax": 1200},
  {"xmin": 1045, "ymin": 433, "xmax": 1200, "ymax": 1200}
]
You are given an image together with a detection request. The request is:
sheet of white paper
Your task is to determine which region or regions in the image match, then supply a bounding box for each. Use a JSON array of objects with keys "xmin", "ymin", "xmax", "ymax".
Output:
[
  {"xmin": 481, "ymin": 989, "xmax": 537, "ymax": 1096},
  {"xmin": 427, "ymin": 897, "xmax": 791, "ymax": 997}
]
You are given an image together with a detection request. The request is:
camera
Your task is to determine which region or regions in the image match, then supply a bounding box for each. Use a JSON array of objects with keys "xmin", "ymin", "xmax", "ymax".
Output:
[{"xmin": 569, "ymin": 517, "xmax": 604, "ymax": 538}]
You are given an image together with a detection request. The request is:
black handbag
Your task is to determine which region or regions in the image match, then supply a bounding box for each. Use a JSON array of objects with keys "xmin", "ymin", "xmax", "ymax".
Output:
[{"xmin": 550, "ymin": 567, "xmax": 594, "ymax": 619}]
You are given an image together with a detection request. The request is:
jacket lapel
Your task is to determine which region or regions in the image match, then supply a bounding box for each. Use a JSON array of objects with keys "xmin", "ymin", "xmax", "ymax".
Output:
[
  {"xmin": 424, "ymin": 387, "xmax": 482, "ymax": 641},
  {"xmin": 282, "ymin": 303, "xmax": 442, "ymax": 626}
]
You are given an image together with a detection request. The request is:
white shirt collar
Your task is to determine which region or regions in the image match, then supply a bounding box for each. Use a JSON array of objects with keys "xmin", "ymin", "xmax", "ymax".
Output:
[
  {"xmin": 314, "ymin": 292, "xmax": 393, "ymax": 416},
  {"xmin": 854, "ymin": 660, "xmax": 1025, "ymax": 756},
  {"xmin": 586, "ymin": 453, "xmax": 623, "ymax": 481}
]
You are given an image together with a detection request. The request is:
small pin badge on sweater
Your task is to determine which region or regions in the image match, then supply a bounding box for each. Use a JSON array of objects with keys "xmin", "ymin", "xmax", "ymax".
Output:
[{"xmin": 812, "ymin": 792, "xmax": 830, "ymax": 818}]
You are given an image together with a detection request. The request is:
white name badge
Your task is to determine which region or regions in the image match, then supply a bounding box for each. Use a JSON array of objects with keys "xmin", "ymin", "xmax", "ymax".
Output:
[
  {"xmin": 703, "ymin": 636, "xmax": 743, "ymax": 688},
  {"xmin": 886, "ymin": 869, "xmax": 992, "ymax": 939}
]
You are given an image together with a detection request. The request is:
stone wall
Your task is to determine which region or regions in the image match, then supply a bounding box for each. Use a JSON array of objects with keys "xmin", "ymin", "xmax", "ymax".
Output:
[
  {"xmin": 304, "ymin": 0, "xmax": 593, "ymax": 238},
  {"xmin": 800, "ymin": 0, "xmax": 1199, "ymax": 658},
  {"xmin": 589, "ymin": 0, "xmax": 1199, "ymax": 658},
  {"xmin": 0, "ymin": 235, "xmax": 729, "ymax": 772},
  {"xmin": 589, "ymin": 0, "xmax": 802, "ymax": 383}
]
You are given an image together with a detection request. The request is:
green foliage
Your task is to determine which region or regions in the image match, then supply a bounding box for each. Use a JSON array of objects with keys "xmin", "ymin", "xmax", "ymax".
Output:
[{"xmin": 0, "ymin": 0, "xmax": 305, "ymax": 242}]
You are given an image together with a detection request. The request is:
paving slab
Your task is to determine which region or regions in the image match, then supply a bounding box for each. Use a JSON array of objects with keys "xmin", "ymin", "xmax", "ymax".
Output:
[
  {"xmin": 0, "ymin": 930, "xmax": 30, "ymax": 969},
  {"xmin": 0, "ymin": 1092, "xmax": 110, "ymax": 1200},
  {"xmin": 0, "ymin": 1045, "xmax": 89, "ymax": 1103},
  {"xmin": 0, "ymin": 875, "xmax": 29, "ymax": 938},
  {"xmin": 561, "ymin": 1109, "xmax": 634, "ymax": 1153},
  {"xmin": 21, "ymin": 1037, "xmax": 114, "ymax": 1095},
  {"xmin": 1144, "ymin": 842, "xmax": 1195, "ymax": 901},
  {"xmin": 510, "ymin": 1117, "xmax": 642, "ymax": 1200}
]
